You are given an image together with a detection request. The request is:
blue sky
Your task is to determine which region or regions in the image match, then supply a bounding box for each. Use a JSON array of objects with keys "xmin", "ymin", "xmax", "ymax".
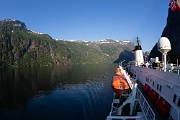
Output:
[{"xmin": 0, "ymin": 0, "xmax": 170, "ymax": 51}]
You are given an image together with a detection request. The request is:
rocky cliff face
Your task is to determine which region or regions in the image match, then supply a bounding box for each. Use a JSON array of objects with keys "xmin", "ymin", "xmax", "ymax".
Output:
[
  {"xmin": 0, "ymin": 19, "xmax": 28, "ymax": 31},
  {"xmin": 149, "ymin": 7, "xmax": 180, "ymax": 64}
]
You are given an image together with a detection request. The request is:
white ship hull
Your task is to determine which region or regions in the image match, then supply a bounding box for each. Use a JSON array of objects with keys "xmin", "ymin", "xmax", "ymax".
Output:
[{"xmin": 130, "ymin": 65, "xmax": 180, "ymax": 120}]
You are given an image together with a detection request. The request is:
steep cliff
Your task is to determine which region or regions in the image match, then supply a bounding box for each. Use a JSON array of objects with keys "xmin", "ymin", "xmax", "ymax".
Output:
[
  {"xmin": 0, "ymin": 19, "xmax": 134, "ymax": 67},
  {"xmin": 149, "ymin": 4, "xmax": 180, "ymax": 64}
]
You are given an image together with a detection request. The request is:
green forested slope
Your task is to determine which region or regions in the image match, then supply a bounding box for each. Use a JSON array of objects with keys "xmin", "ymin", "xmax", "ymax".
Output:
[{"xmin": 0, "ymin": 19, "xmax": 134, "ymax": 67}]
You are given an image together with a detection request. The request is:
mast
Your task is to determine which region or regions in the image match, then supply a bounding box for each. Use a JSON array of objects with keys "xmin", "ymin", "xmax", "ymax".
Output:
[{"xmin": 137, "ymin": 37, "xmax": 140, "ymax": 47}]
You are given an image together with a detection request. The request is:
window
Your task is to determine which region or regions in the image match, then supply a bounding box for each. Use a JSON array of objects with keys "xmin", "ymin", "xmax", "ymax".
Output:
[
  {"xmin": 159, "ymin": 85, "xmax": 162, "ymax": 92},
  {"xmin": 146, "ymin": 77, "xmax": 149, "ymax": 82},
  {"xmin": 157, "ymin": 84, "xmax": 159, "ymax": 90},
  {"xmin": 177, "ymin": 98, "xmax": 180, "ymax": 107},
  {"xmin": 173, "ymin": 94, "xmax": 177, "ymax": 103}
]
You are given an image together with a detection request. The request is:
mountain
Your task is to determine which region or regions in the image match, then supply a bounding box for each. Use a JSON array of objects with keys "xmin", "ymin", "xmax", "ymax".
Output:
[
  {"xmin": 0, "ymin": 19, "xmax": 134, "ymax": 67},
  {"xmin": 149, "ymin": 8, "xmax": 180, "ymax": 64}
]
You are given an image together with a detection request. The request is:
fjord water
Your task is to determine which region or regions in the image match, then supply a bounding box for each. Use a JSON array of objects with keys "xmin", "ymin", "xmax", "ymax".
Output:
[{"xmin": 0, "ymin": 64, "xmax": 117, "ymax": 120}]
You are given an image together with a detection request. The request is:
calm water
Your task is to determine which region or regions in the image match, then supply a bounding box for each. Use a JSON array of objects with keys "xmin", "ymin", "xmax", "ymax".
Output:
[{"xmin": 0, "ymin": 64, "xmax": 117, "ymax": 120}]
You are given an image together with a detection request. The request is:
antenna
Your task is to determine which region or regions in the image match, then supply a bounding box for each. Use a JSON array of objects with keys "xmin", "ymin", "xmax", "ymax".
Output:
[{"xmin": 136, "ymin": 37, "xmax": 140, "ymax": 47}]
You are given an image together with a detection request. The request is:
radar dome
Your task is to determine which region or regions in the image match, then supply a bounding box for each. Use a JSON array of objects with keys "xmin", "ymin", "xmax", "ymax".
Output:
[
  {"xmin": 157, "ymin": 37, "xmax": 171, "ymax": 54},
  {"xmin": 144, "ymin": 51, "xmax": 150, "ymax": 56}
]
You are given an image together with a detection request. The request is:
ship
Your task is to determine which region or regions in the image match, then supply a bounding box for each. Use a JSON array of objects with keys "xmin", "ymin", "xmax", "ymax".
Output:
[{"xmin": 106, "ymin": 1, "xmax": 180, "ymax": 120}]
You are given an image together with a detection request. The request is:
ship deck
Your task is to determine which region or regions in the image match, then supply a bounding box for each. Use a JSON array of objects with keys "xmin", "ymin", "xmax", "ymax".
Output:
[{"xmin": 108, "ymin": 91, "xmax": 145, "ymax": 120}]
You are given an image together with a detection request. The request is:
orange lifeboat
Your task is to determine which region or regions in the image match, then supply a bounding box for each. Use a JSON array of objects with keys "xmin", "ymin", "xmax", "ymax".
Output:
[{"xmin": 112, "ymin": 69, "xmax": 129, "ymax": 98}]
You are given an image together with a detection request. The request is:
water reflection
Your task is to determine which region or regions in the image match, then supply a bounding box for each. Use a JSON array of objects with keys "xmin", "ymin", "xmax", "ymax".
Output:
[{"xmin": 0, "ymin": 64, "xmax": 117, "ymax": 120}]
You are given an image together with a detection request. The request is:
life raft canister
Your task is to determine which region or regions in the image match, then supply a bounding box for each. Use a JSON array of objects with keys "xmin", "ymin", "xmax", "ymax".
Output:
[{"xmin": 112, "ymin": 76, "xmax": 129, "ymax": 90}]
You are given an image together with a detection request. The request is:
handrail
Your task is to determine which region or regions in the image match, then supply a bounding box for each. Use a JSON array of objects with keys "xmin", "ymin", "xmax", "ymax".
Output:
[
  {"xmin": 106, "ymin": 115, "xmax": 142, "ymax": 120},
  {"xmin": 136, "ymin": 88, "xmax": 156, "ymax": 120},
  {"xmin": 120, "ymin": 66, "xmax": 135, "ymax": 89}
]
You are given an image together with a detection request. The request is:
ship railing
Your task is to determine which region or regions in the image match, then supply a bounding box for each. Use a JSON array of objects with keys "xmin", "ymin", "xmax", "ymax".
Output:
[
  {"xmin": 118, "ymin": 66, "xmax": 155, "ymax": 120},
  {"xmin": 136, "ymin": 88, "xmax": 156, "ymax": 120},
  {"xmin": 106, "ymin": 115, "xmax": 143, "ymax": 120},
  {"xmin": 168, "ymin": 65, "xmax": 180, "ymax": 75},
  {"xmin": 120, "ymin": 66, "xmax": 136, "ymax": 89},
  {"xmin": 107, "ymin": 87, "xmax": 155, "ymax": 119}
]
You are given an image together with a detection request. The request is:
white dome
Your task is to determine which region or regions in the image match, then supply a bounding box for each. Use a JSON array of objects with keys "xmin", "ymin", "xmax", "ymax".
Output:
[
  {"xmin": 157, "ymin": 37, "xmax": 171, "ymax": 54},
  {"xmin": 144, "ymin": 51, "xmax": 150, "ymax": 56}
]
